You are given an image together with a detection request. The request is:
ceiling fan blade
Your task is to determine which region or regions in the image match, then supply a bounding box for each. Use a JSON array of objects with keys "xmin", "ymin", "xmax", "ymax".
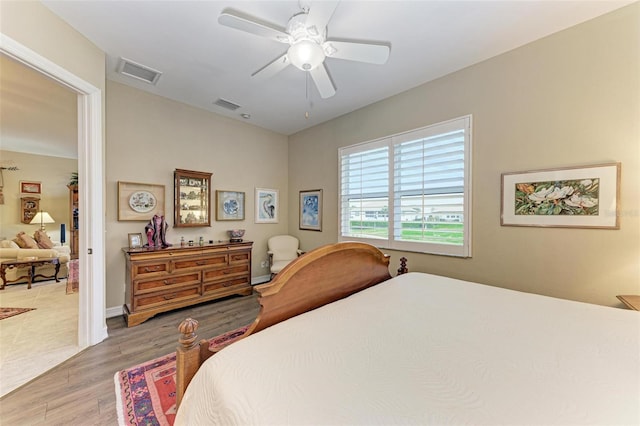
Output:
[
  {"xmin": 310, "ymin": 64, "xmax": 336, "ymax": 99},
  {"xmin": 251, "ymin": 52, "xmax": 290, "ymax": 80},
  {"xmin": 324, "ymin": 40, "xmax": 390, "ymax": 64},
  {"xmin": 219, "ymin": 8, "xmax": 290, "ymax": 43},
  {"xmin": 305, "ymin": 1, "xmax": 339, "ymax": 37}
]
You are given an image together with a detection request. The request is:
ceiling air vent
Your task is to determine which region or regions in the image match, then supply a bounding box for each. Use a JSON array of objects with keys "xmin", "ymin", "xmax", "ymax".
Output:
[
  {"xmin": 213, "ymin": 98, "xmax": 241, "ymax": 111},
  {"xmin": 117, "ymin": 58, "xmax": 162, "ymax": 85}
]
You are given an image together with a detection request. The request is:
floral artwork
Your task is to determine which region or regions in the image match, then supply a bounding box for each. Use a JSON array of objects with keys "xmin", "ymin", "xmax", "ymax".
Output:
[
  {"xmin": 514, "ymin": 179, "xmax": 599, "ymax": 216},
  {"xmin": 501, "ymin": 163, "xmax": 619, "ymax": 229}
]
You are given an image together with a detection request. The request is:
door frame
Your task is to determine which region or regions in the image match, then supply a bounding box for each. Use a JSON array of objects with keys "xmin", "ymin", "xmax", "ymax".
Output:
[{"xmin": 1, "ymin": 34, "xmax": 107, "ymax": 347}]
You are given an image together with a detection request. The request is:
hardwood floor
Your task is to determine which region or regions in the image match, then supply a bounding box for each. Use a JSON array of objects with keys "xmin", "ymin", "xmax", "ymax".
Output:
[{"xmin": 0, "ymin": 292, "xmax": 260, "ymax": 425}]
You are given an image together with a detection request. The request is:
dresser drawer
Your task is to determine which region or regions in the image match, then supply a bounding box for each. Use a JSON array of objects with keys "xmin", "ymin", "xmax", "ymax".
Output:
[
  {"xmin": 203, "ymin": 263, "xmax": 249, "ymax": 283},
  {"xmin": 132, "ymin": 260, "xmax": 170, "ymax": 277},
  {"xmin": 229, "ymin": 251, "xmax": 250, "ymax": 265},
  {"xmin": 134, "ymin": 271, "xmax": 201, "ymax": 295},
  {"xmin": 133, "ymin": 285, "xmax": 200, "ymax": 311},
  {"xmin": 173, "ymin": 254, "xmax": 227, "ymax": 271},
  {"xmin": 203, "ymin": 276, "xmax": 250, "ymax": 294}
]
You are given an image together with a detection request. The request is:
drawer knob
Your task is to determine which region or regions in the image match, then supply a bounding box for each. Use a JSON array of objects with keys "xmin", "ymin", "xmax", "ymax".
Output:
[
  {"xmin": 164, "ymin": 294, "xmax": 176, "ymax": 300},
  {"xmin": 196, "ymin": 261, "xmax": 206, "ymax": 266},
  {"xmin": 163, "ymin": 279, "xmax": 175, "ymax": 285},
  {"xmin": 144, "ymin": 266, "xmax": 161, "ymax": 273}
]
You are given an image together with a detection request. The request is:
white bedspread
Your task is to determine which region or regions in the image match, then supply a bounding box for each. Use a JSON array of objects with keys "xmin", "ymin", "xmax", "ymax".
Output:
[{"xmin": 176, "ymin": 272, "xmax": 640, "ymax": 425}]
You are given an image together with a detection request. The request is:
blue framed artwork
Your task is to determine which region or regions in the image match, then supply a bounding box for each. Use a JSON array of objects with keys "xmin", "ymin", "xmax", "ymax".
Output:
[
  {"xmin": 299, "ymin": 189, "xmax": 322, "ymax": 231},
  {"xmin": 216, "ymin": 190, "xmax": 245, "ymax": 221}
]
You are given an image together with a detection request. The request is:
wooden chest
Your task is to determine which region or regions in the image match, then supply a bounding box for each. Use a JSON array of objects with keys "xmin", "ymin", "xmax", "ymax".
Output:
[{"xmin": 123, "ymin": 241, "xmax": 253, "ymax": 326}]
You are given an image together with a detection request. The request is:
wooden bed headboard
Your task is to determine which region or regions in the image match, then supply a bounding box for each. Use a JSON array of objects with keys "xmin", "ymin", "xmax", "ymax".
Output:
[
  {"xmin": 249, "ymin": 241, "xmax": 392, "ymax": 334},
  {"xmin": 176, "ymin": 241, "xmax": 405, "ymax": 406}
]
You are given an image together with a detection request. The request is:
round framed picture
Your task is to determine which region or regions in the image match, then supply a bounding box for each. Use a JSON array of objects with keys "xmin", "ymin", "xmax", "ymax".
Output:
[{"xmin": 129, "ymin": 191, "xmax": 157, "ymax": 213}]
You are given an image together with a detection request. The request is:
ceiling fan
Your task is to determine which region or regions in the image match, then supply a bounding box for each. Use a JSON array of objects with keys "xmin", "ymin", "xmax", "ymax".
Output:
[{"xmin": 218, "ymin": 1, "xmax": 390, "ymax": 99}]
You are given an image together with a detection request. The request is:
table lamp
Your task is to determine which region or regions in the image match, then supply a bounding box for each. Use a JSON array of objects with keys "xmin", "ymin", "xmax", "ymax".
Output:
[{"xmin": 30, "ymin": 210, "xmax": 55, "ymax": 231}]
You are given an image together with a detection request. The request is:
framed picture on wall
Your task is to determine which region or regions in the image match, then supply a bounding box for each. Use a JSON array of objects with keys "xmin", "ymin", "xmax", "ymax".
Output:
[
  {"xmin": 299, "ymin": 189, "xmax": 322, "ymax": 231},
  {"xmin": 216, "ymin": 190, "xmax": 245, "ymax": 221},
  {"xmin": 255, "ymin": 188, "xmax": 278, "ymax": 223},
  {"xmin": 501, "ymin": 162, "xmax": 620, "ymax": 229},
  {"xmin": 20, "ymin": 181, "xmax": 41, "ymax": 194},
  {"xmin": 118, "ymin": 181, "xmax": 165, "ymax": 221}
]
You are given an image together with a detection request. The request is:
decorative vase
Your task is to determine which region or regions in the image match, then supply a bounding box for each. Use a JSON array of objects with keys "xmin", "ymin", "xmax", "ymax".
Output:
[{"xmin": 228, "ymin": 229, "xmax": 245, "ymax": 243}]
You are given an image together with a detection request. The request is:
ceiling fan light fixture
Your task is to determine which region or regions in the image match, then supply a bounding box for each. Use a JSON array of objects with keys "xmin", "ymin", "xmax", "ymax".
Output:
[{"xmin": 288, "ymin": 40, "xmax": 325, "ymax": 71}]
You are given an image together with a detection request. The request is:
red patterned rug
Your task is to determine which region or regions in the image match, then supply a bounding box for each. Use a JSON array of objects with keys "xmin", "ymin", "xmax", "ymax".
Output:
[
  {"xmin": 0, "ymin": 307, "xmax": 36, "ymax": 321},
  {"xmin": 66, "ymin": 259, "xmax": 79, "ymax": 294},
  {"xmin": 115, "ymin": 324, "xmax": 249, "ymax": 426}
]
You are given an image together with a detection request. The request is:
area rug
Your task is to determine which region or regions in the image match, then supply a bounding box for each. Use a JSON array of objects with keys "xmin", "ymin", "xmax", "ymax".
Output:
[
  {"xmin": 66, "ymin": 259, "xmax": 79, "ymax": 294},
  {"xmin": 0, "ymin": 307, "xmax": 36, "ymax": 321},
  {"xmin": 114, "ymin": 324, "xmax": 249, "ymax": 426}
]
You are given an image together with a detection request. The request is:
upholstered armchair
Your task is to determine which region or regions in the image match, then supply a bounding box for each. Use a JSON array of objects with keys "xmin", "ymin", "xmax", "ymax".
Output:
[{"xmin": 267, "ymin": 235, "xmax": 303, "ymax": 279}]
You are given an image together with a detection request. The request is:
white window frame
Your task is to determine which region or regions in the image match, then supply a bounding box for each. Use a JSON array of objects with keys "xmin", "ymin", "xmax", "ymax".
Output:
[{"xmin": 338, "ymin": 115, "xmax": 472, "ymax": 257}]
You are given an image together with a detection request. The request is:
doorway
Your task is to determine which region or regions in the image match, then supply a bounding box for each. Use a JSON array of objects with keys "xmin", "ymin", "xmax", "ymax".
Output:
[{"xmin": 0, "ymin": 35, "xmax": 107, "ymax": 355}]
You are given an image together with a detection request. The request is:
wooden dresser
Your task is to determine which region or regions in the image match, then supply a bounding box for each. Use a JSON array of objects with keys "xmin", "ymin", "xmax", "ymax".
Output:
[{"xmin": 122, "ymin": 241, "xmax": 253, "ymax": 326}]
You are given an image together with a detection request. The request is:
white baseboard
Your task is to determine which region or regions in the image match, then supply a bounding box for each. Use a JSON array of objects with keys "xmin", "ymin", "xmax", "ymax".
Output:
[
  {"xmin": 106, "ymin": 305, "xmax": 123, "ymax": 318},
  {"xmin": 252, "ymin": 274, "xmax": 270, "ymax": 285}
]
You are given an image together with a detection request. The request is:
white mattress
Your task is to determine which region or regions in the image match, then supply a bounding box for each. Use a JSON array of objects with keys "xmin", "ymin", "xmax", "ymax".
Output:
[{"xmin": 175, "ymin": 272, "xmax": 640, "ymax": 425}]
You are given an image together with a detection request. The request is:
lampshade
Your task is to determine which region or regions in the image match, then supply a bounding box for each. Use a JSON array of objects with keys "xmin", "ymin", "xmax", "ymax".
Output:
[
  {"xmin": 288, "ymin": 40, "xmax": 325, "ymax": 71},
  {"xmin": 30, "ymin": 211, "xmax": 55, "ymax": 231}
]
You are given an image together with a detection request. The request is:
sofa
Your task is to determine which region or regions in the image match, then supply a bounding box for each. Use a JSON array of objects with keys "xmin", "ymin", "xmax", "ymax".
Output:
[{"xmin": 0, "ymin": 238, "xmax": 70, "ymax": 286}]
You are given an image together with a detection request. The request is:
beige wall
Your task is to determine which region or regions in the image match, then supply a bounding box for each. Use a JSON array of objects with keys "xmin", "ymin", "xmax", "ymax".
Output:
[
  {"xmin": 0, "ymin": 1, "xmax": 105, "ymax": 92},
  {"xmin": 106, "ymin": 81, "xmax": 289, "ymax": 308},
  {"xmin": 288, "ymin": 4, "xmax": 640, "ymax": 307},
  {"xmin": 0, "ymin": 150, "xmax": 77, "ymax": 242}
]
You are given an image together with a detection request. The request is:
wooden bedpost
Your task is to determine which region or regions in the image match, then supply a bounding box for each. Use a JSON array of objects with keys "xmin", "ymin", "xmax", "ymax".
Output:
[
  {"xmin": 397, "ymin": 257, "xmax": 408, "ymax": 275},
  {"xmin": 176, "ymin": 318, "xmax": 202, "ymax": 408}
]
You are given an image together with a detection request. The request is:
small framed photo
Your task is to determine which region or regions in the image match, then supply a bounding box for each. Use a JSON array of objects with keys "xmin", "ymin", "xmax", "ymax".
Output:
[
  {"xmin": 216, "ymin": 190, "xmax": 245, "ymax": 221},
  {"xmin": 20, "ymin": 181, "xmax": 41, "ymax": 194},
  {"xmin": 255, "ymin": 188, "xmax": 278, "ymax": 223},
  {"xmin": 501, "ymin": 162, "xmax": 620, "ymax": 229},
  {"xmin": 299, "ymin": 189, "xmax": 322, "ymax": 231},
  {"xmin": 128, "ymin": 233, "xmax": 143, "ymax": 248},
  {"xmin": 118, "ymin": 181, "xmax": 165, "ymax": 221}
]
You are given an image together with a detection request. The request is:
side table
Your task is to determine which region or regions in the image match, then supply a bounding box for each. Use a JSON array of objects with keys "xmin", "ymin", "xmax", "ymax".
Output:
[
  {"xmin": 616, "ymin": 295, "xmax": 640, "ymax": 311},
  {"xmin": 0, "ymin": 258, "xmax": 60, "ymax": 290}
]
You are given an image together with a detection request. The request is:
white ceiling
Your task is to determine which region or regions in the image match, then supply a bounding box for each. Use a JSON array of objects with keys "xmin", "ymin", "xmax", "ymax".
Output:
[{"xmin": 1, "ymin": 1, "xmax": 633, "ymax": 158}]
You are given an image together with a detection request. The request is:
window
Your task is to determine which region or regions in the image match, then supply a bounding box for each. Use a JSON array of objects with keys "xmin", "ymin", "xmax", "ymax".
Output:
[{"xmin": 339, "ymin": 116, "xmax": 472, "ymax": 257}]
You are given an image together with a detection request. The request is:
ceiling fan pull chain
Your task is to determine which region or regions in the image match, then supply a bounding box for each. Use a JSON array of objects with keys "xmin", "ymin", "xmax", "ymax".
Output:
[{"xmin": 305, "ymin": 72, "xmax": 313, "ymax": 119}]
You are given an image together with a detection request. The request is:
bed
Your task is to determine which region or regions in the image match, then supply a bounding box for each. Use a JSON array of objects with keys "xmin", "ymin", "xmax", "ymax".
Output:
[{"xmin": 174, "ymin": 242, "xmax": 639, "ymax": 425}]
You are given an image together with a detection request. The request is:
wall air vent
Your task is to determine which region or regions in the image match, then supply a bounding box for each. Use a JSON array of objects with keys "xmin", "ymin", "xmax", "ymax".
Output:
[
  {"xmin": 213, "ymin": 98, "xmax": 241, "ymax": 111},
  {"xmin": 117, "ymin": 58, "xmax": 162, "ymax": 85}
]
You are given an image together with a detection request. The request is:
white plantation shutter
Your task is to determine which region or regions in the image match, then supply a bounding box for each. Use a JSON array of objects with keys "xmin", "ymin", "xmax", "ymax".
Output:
[
  {"xmin": 339, "ymin": 116, "xmax": 471, "ymax": 257},
  {"xmin": 340, "ymin": 140, "xmax": 390, "ymax": 240}
]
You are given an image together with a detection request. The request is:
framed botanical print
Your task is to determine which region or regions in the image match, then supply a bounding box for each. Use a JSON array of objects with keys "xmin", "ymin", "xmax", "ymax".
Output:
[
  {"xmin": 216, "ymin": 190, "xmax": 245, "ymax": 221},
  {"xmin": 501, "ymin": 163, "xmax": 620, "ymax": 229}
]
